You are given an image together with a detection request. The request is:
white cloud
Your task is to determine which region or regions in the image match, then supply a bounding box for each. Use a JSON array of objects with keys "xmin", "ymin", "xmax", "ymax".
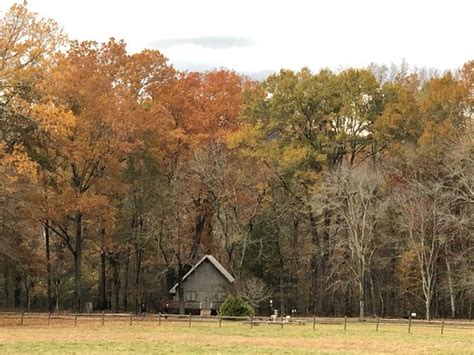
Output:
[{"xmin": 1, "ymin": 0, "xmax": 472, "ymax": 76}]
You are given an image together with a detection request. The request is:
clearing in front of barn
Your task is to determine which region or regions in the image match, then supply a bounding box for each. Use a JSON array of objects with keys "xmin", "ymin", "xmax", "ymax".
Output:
[{"xmin": 0, "ymin": 320, "xmax": 472, "ymax": 354}]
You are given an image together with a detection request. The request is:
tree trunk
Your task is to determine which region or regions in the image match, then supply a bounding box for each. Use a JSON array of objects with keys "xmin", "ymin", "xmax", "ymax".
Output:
[
  {"xmin": 321, "ymin": 208, "xmax": 331, "ymax": 315},
  {"xmin": 54, "ymin": 242, "xmax": 63, "ymax": 312},
  {"xmin": 24, "ymin": 277, "xmax": 32, "ymax": 312},
  {"xmin": 55, "ymin": 291, "xmax": 59, "ymax": 311},
  {"xmin": 425, "ymin": 298, "xmax": 431, "ymax": 321},
  {"xmin": 359, "ymin": 279, "xmax": 365, "ymax": 319},
  {"xmin": 369, "ymin": 273, "xmax": 377, "ymax": 316},
  {"xmin": 292, "ymin": 217, "xmax": 299, "ymax": 313},
  {"xmin": 73, "ymin": 212, "xmax": 82, "ymax": 312},
  {"xmin": 422, "ymin": 270, "xmax": 435, "ymax": 321},
  {"xmin": 358, "ymin": 258, "xmax": 366, "ymax": 319},
  {"xmin": 123, "ymin": 255, "xmax": 129, "ymax": 311},
  {"xmin": 445, "ymin": 253, "xmax": 456, "ymax": 318},
  {"xmin": 44, "ymin": 221, "xmax": 53, "ymax": 312},
  {"xmin": 177, "ymin": 264, "xmax": 185, "ymax": 315},
  {"xmin": 98, "ymin": 251, "xmax": 107, "ymax": 310},
  {"xmin": 377, "ymin": 277, "xmax": 385, "ymax": 317},
  {"xmin": 133, "ymin": 244, "xmax": 142, "ymax": 314},
  {"xmin": 308, "ymin": 212, "xmax": 320, "ymax": 314},
  {"xmin": 111, "ymin": 257, "xmax": 121, "ymax": 313},
  {"xmin": 279, "ymin": 265, "xmax": 285, "ymax": 316},
  {"xmin": 14, "ymin": 273, "xmax": 21, "ymax": 308},
  {"xmin": 3, "ymin": 269, "xmax": 10, "ymax": 308},
  {"xmin": 275, "ymin": 238, "xmax": 285, "ymax": 316}
]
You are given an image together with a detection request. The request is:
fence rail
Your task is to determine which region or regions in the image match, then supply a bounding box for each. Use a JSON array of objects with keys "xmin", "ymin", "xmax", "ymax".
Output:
[{"xmin": 0, "ymin": 312, "xmax": 472, "ymax": 334}]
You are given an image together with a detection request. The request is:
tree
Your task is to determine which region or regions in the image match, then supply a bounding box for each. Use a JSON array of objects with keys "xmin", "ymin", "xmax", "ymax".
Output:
[
  {"xmin": 0, "ymin": 3, "xmax": 65, "ymax": 312},
  {"xmin": 0, "ymin": 2, "xmax": 64, "ymax": 87},
  {"xmin": 440, "ymin": 136, "xmax": 474, "ymax": 318},
  {"xmin": 237, "ymin": 276, "xmax": 270, "ymax": 312},
  {"xmin": 395, "ymin": 180, "xmax": 449, "ymax": 321},
  {"xmin": 320, "ymin": 163, "xmax": 382, "ymax": 318},
  {"xmin": 35, "ymin": 39, "xmax": 146, "ymax": 311}
]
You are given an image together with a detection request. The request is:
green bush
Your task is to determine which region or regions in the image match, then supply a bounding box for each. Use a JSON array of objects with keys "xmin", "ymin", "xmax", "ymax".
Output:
[{"xmin": 218, "ymin": 295, "xmax": 254, "ymax": 317}]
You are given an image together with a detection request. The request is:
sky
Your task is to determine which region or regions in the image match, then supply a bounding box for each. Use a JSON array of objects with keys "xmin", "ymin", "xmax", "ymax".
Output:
[{"xmin": 2, "ymin": 0, "xmax": 473, "ymax": 78}]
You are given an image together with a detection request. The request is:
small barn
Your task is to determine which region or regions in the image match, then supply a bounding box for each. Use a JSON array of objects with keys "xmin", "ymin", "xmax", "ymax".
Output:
[{"xmin": 169, "ymin": 255, "xmax": 235, "ymax": 315}]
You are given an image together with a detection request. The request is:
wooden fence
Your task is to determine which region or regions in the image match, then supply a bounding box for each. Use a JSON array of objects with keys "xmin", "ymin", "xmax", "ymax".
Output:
[{"xmin": 0, "ymin": 312, "xmax": 472, "ymax": 335}]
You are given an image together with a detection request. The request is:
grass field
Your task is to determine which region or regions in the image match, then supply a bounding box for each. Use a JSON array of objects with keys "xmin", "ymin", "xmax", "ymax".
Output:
[{"xmin": 0, "ymin": 319, "xmax": 472, "ymax": 354}]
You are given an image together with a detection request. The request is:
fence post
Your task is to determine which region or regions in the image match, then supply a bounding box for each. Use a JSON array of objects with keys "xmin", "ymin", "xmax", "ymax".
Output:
[
  {"xmin": 344, "ymin": 316, "xmax": 347, "ymax": 332},
  {"xmin": 129, "ymin": 312, "xmax": 133, "ymax": 326},
  {"xmin": 219, "ymin": 315, "xmax": 222, "ymax": 328},
  {"xmin": 313, "ymin": 315, "xmax": 316, "ymax": 331},
  {"xmin": 280, "ymin": 315, "xmax": 284, "ymax": 329},
  {"xmin": 376, "ymin": 317, "xmax": 380, "ymax": 332},
  {"xmin": 441, "ymin": 319, "xmax": 444, "ymax": 335},
  {"xmin": 188, "ymin": 313, "xmax": 192, "ymax": 327},
  {"xmin": 102, "ymin": 311, "xmax": 105, "ymax": 326},
  {"xmin": 20, "ymin": 311, "xmax": 25, "ymax": 326},
  {"xmin": 74, "ymin": 313, "xmax": 77, "ymax": 327},
  {"xmin": 408, "ymin": 316, "xmax": 412, "ymax": 334},
  {"xmin": 250, "ymin": 315, "xmax": 254, "ymax": 329},
  {"xmin": 158, "ymin": 312, "xmax": 161, "ymax": 326},
  {"xmin": 48, "ymin": 312, "xmax": 51, "ymax": 327}
]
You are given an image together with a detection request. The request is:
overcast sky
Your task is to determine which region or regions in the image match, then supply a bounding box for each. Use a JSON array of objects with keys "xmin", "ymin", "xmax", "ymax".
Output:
[{"xmin": 2, "ymin": 0, "xmax": 473, "ymax": 78}]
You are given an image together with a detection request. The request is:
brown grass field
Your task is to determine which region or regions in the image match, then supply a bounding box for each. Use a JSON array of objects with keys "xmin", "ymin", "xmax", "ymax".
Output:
[{"xmin": 0, "ymin": 315, "xmax": 472, "ymax": 354}]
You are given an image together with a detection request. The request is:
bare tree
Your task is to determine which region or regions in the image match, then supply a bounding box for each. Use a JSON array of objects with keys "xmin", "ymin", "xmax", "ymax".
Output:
[
  {"xmin": 191, "ymin": 143, "xmax": 266, "ymax": 277},
  {"xmin": 237, "ymin": 276, "xmax": 271, "ymax": 312},
  {"xmin": 395, "ymin": 181, "xmax": 448, "ymax": 321},
  {"xmin": 440, "ymin": 136, "xmax": 474, "ymax": 318},
  {"xmin": 321, "ymin": 163, "xmax": 382, "ymax": 319}
]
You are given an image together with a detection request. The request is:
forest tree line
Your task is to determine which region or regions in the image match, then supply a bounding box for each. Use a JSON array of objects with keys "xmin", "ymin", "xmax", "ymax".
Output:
[{"xmin": 0, "ymin": 3, "xmax": 472, "ymax": 320}]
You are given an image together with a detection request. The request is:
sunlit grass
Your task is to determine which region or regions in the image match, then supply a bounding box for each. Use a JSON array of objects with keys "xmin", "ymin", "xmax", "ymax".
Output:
[{"xmin": 0, "ymin": 318, "xmax": 472, "ymax": 354}]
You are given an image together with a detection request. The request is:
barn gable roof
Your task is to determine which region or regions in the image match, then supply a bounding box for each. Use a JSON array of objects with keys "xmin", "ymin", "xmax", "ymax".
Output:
[{"xmin": 169, "ymin": 255, "xmax": 235, "ymax": 294}]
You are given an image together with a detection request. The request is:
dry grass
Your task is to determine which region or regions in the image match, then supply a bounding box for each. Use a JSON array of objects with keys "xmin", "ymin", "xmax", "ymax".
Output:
[{"xmin": 0, "ymin": 316, "xmax": 472, "ymax": 354}]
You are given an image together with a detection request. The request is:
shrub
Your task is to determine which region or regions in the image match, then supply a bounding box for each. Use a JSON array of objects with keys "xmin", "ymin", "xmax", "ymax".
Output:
[{"xmin": 218, "ymin": 295, "xmax": 254, "ymax": 317}]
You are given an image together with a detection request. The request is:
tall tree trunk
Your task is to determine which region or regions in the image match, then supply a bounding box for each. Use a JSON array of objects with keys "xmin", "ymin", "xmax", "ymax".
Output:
[
  {"xmin": 377, "ymin": 277, "xmax": 385, "ymax": 317},
  {"xmin": 423, "ymin": 275, "xmax": 433, "ymax": 321},
  {"xmin": 369, "ymin": 273, "xmax": 377, "ymax": 316},
  {"xmin": 98, "ymin": 250, "xmax": 107, "ymax": 310},
  {"xmin": 3, "ymin": 269, "xmax": 10, "ymax": 308},
  {"xmin": 344, "ymin": 286, "xmax": 351, "ymax": 316},
  {"xmin": 445, "ymin": 252, "xmax": 456, "ymax": 318},
  {"xmin": 279, "ymin": 261, "xmax": 285, "ymax": 316},
  {"xmin": 177, "ymin": 264, "xmax": 185, "ymax": 315},
  {"xmin": 275, "ymin": 238, "xmax": 285, "ymax": 316},
  {"xmin": 54, "ymin": 241, "xmax": 63, "ymax": 312},
  {"xmin": 123, "ymin": 254, "xmax": 129, "ymax": 310},
  {"xmin": 358, "ymin": 260, "xmax": 366, "ymax": 319},
  {"xmin": 358, "ymin": 280, "xmax": 365, "ymax": 319},
  {"xmin": 321, "ymin": 208, "xmax": 331, "ymax": 315},
  {"xmin": 44, "ymin": 221, "xmax": 53, "ymax": 312},
  {"xmin": 308, "ymin": 212, "xmax": 320, "ymax": 314},
  {"xmin": 134, "ymin": 244, "xmax": 142, "ymax": 314},
  {"xmin": 73, "ymin": 212, "xmax": 82, "ymax": 312},
  {"xmin": 55, "ymin": 289, "xmax": 60, "ymax": 312},
  {"xmin": 14, "ymin": 273, "xmax": 21, "ymax": 308},
  {"xmin": 25, "ymin": 279, "xmax": 31, "ymax": 312},
  {"xmin": 425, "ymin": 298, "xmax": 431, "ymax": 321},
  {"xmin": 111, "ymin": 257, "xmax": 121, "ymax": 313},
  {"xmin": 292, "ymin": 216, "xmax": 299, "ymax": 313}
]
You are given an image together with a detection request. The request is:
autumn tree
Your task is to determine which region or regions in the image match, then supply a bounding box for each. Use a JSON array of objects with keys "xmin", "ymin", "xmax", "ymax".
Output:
[
  {"xmin": 0, "ymin": 2, "xmax": 65, "ymax": 311},
  {"xmin": 33, "ymin": 39, "xmax": 151, "ymax": 311}
]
